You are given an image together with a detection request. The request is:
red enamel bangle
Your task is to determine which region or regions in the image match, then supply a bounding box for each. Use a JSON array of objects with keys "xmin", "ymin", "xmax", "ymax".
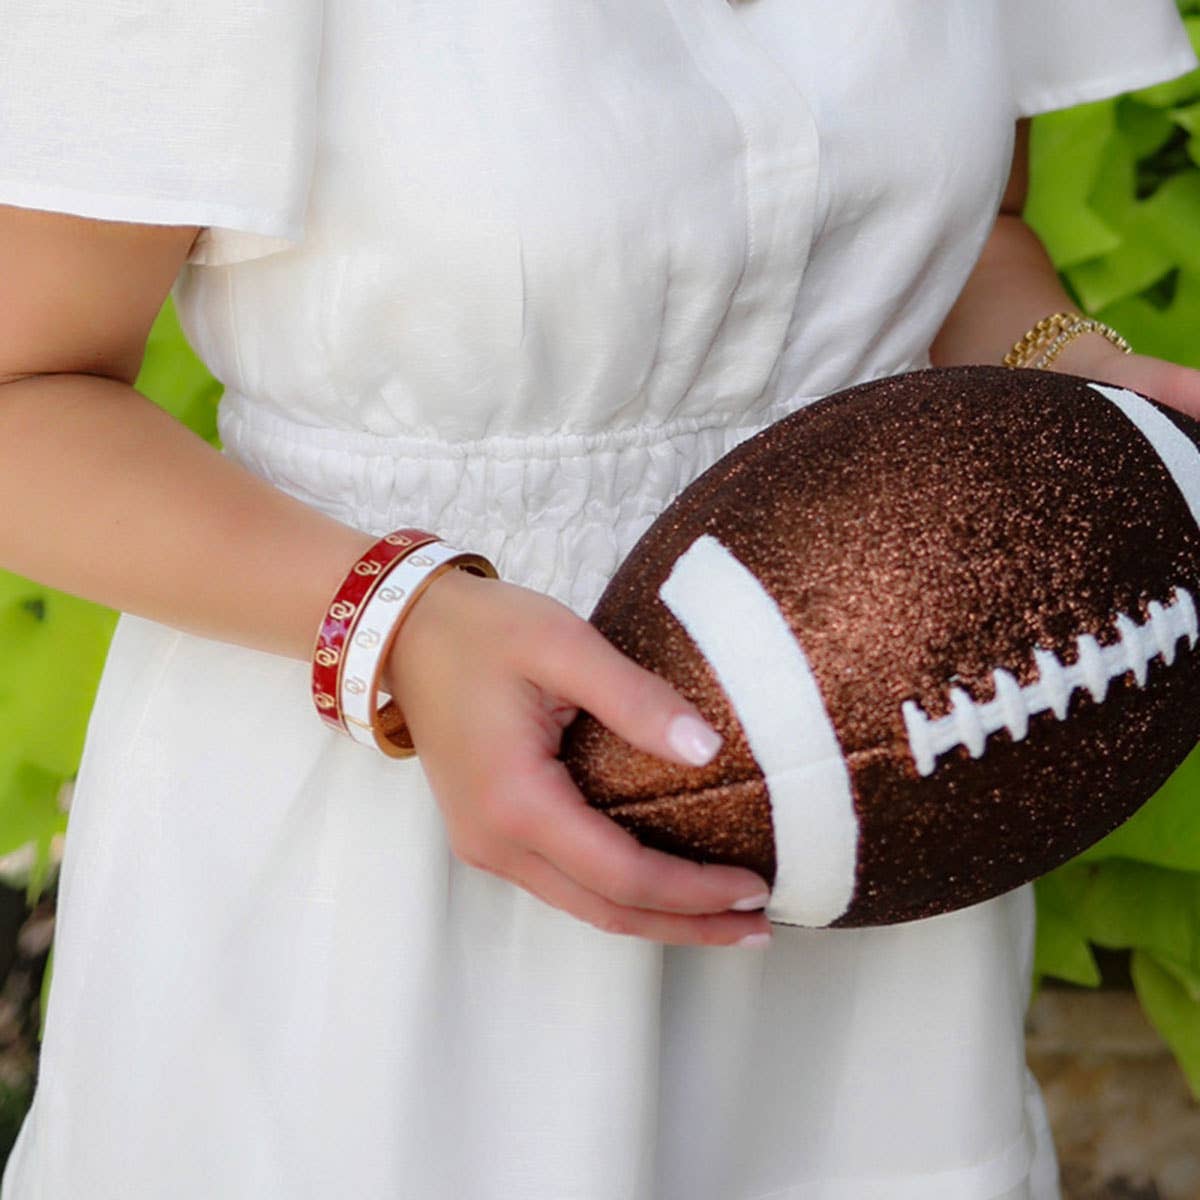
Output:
[{"xmin": 310, "ymin": 529, "xmax": 439, "ymax": 734}]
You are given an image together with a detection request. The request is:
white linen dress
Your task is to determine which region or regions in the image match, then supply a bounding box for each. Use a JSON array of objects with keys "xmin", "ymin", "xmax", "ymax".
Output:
[{"xmin": 1, "ymin": 2, "xmax": 1196, "ymax": 1197}]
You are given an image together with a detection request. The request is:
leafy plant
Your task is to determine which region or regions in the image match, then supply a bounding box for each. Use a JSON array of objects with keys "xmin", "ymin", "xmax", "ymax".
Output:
[{"xmin": 1026, "ymin": 6, "xmax": 1200, "ymax": 1097}]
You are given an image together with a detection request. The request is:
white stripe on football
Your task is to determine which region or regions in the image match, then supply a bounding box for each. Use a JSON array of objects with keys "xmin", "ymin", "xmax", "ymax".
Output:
[{"xmin": 658, "ymin": 534, "xmax": 858, "ymax": 926}]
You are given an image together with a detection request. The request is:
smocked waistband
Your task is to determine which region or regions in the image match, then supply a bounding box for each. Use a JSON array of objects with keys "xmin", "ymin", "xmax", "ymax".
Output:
[{"xmin": 217, "ymin": 391, "xmax": 817, "ymax": 613}]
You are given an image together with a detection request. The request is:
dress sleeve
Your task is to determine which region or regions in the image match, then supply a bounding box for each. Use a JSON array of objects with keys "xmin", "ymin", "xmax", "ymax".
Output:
[
  {"xmin": 0, "ymin": 0, "xmax": 323, "ymax": 265},
  {"xmin": 1004, "ymin": 0, "xmax": 1198, "ymax": 117}
]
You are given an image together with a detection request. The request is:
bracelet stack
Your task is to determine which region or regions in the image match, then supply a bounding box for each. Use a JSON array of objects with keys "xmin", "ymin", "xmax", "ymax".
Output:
[
  {"xmin": 312, "ymin": 529, "xmax": 498, "ymax": 758},
  {"xmin": 1003, "ymin": 311, "xmax": 1132, "ymax": 371}
]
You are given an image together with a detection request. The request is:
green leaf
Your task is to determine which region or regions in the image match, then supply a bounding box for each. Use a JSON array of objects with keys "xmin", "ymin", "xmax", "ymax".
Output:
[
  {"xmin": 1047, "ymin": 861, "xmax": 1200, "ymax": 980},
  {"xmin": 1065, "ymin": 240, "xmax": 1175, "ymax": 312},
  {"xmin": 1065, "ymin": 168, "xmax": 1200, "ymax": 311},
  {"xmin": 1136, "ymin": 128, "xmax": 1198, "ymax": 201},
  {"xmin": 1170, "ymin": 100, "xmax": 1200, "ymax": 135},
  {"xmin": 133, "ymin": 297, "xmax": 223, "ymax": 446},
  {"xmin": 0, "ymin": 759, "xmax": 66, "ymax": 865},
  {"xmin": 1078, "ymin": 744, "xmax": 1200, "ymax": 870},
  {"xmin": 1139, "ymin": 171, "xmax": 1200, "ymax": 275},
  {"xmin": 1096, "ymin": 267, "xmax": 1200, "ymax": 370},
  {"xmin": 1154, "ymin": 953, "xmax": 1200, "ymax": 1003},
  {"xmin": 1026, "ymin": 101, "xmax": 1122, "ymax": 268},
  {"xmin": 1084, "ymin": 120, "xmax": 1141, "ymax": 225},
  {"xmin": 1132, "ymin": 949, "xmax": 1200, "ymax": 1098},
  {"xmin": 1033, "ymin": 874, "xmax": 1102, "ymax": 987},
  {"xmin": 1116, "ymin": 97, "xmax": 1177, "ymax": 160},
  {"xmin": 0, "ymin": 574, "xmax": 113, "ymax": 896},
  {"xmin": 0, "ymin": 578, "xmax": 117, "ymax": 777}
]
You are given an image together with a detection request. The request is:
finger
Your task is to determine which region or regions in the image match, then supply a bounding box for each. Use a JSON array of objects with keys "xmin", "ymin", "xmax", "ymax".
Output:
[
  {"xmin": 515, "ymin": 756, "xmax": 771, "ymax": 913},
  {"xmin": 505, "ymin": 846, "xmax": 772, "ymax": 947},
  {"xmin": 1143, "ymin": 359, "xmax": 1200, "ymax": 422},
  {"xmin": 530, "ymin": 618, "xmax": 722, "ymax": 768}
]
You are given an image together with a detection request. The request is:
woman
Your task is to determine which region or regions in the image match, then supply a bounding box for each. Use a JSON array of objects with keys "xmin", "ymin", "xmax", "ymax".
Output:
[{"xmin": 0, "ymin": 2, "xmax": 1197, "ymax": 1197}]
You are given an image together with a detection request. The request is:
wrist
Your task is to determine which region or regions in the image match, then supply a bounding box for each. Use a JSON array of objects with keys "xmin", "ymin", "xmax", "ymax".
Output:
[
  {"xmin": 1044, "ymin": 332, "xmax": 1132, "ymax": 380},
  {"xmin": 380, "ymin": 565, "xmax": 479, "ymax": 698},
  {"xmin": 311, "ymin": 529, "xmax": 498, "ymax": 758},
  {"xmin": 1003, "ymin": 311, "xmax": 1131, "ymax": 374}
]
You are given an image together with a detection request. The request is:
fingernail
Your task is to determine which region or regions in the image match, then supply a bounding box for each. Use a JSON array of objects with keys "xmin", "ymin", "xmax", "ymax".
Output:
[
  {"xmin": 736, "ymin": 932, "xmax": 771, "ymax": 949},
  {"xmin": 731, "ymin": 892, "xmax": 770, "ymax": 912},
  {"xmin": 666, "ymin": 713, "xmax": 722, "ymax": 766}
]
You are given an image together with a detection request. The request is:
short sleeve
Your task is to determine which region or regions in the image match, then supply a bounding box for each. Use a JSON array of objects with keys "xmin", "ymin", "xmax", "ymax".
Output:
[
  {"xmin": 0, "ymin": 0, "xmax": 323, "ymax": 265},
  {"xmin": 1005, "ymin": 0, "xmax": 1198, "ymax": 117}
]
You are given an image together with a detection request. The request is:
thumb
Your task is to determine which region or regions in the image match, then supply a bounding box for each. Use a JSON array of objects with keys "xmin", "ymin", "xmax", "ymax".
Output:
[{"xmin": 1090, "ymin": 353, "xmax": 1200, "ymax": 422}]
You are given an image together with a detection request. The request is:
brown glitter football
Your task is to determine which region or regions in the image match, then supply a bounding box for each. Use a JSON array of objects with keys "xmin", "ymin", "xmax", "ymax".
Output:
[{"xmin": 559, "ymin": 366, "xmax": 1200, "ymax": 927}]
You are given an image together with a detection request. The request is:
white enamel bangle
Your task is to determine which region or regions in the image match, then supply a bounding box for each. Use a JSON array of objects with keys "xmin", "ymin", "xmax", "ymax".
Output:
[{"xmin": 338, "ymin": 540, "xmax": 498, "ymax": 758}]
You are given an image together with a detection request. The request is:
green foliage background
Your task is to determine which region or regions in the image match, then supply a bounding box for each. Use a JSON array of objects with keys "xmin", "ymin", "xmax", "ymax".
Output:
[{"xmin": 0, "ymin": 12, "xmax": 1199, "ymax": 1090}]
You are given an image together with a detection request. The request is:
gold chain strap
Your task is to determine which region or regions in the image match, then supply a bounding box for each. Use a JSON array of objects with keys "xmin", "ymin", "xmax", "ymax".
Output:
[{"xmin": 1003, "ymin": 311, "xmax": 1132, "ymax": 370}]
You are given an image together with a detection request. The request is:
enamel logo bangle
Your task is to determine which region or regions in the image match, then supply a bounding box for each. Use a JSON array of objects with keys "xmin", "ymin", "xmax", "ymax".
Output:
[
  {"xmin": 340, "ymin": 542, "xmax": 498, "ymax": 758},
  {"xmin": 311, "ymin": 529, "xmax": 498, "ymax": 758},
  {"xmin": 311, "ymin": 529, "xmax": 440, "ymax": 735}
]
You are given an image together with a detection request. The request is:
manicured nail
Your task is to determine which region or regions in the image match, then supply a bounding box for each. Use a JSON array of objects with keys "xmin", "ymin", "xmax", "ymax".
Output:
[
  {"xmin": 731, "ymin": 892, "xmax": 770, "ymax": 912},
  {"xmin": 736, "ymin": 932, "xmax": 771, "ymax": 949},
  {"xmin": 666, "ymin": 713, "xmax": 722, "ymax": 766}
]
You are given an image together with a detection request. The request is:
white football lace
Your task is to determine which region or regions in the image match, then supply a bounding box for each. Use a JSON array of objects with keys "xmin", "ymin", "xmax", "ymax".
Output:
[{"xmin": 902, "ymin": 586, "xmax": 1198, "ymax": 777}]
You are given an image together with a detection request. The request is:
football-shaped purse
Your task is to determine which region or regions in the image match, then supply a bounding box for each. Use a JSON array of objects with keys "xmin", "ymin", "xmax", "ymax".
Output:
[{"xmin": 559, "ymin": 366, "xmax": 1200, "ymax": 927}]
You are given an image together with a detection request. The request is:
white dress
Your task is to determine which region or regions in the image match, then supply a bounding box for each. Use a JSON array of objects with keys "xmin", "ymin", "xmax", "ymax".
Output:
[{"xmin": 1, "ymin": 3, "xmax": 1195, "ymax": 1197}]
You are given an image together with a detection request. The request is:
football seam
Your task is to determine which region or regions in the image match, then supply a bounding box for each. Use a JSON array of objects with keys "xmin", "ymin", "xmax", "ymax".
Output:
[
  {"xmin": 591, "ymin": 743, "xmax": 897, "ymax": 815},
  {"xmin": 902, "ymin": 585, "xmax": 1198, "ymax": 777}
]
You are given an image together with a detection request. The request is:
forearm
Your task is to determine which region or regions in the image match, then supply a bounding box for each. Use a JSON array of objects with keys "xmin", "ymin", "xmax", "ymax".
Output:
[
  {"xmin": 0, "ymin": 371, "xmax": 376, "ymax": 661},
  {"xmin": 930, "ymin": 213, "xmax": 1108, "ymax": 376}
]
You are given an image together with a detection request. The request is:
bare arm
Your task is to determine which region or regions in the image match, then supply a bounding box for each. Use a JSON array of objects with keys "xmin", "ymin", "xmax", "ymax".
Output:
[
  {"xmin": 0, "ymin": 204, "xmax": 770, "ymax": 943},
  {"xmin": 0, "ymin": 205, "xmax": 377, "ymax": 660},
  {"xmin": 930, "ymin": 121, "xmax": 1200, "ymax": 419}
]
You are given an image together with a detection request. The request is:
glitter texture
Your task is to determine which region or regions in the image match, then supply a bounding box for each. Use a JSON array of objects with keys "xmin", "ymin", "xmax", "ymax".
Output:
[{"xmin": 558, "ymin": 366, "xmax": 1200, "ymax": 926}]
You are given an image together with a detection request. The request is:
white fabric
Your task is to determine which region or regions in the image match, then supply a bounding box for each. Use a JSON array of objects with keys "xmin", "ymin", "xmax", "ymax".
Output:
[
  {"xmin": 0, "ymin": 0, "xmax": 323, "ymax": 264},
  {"xmin": 1, "ymin": 2, "xmax": 1196, "ymax": 1197}
]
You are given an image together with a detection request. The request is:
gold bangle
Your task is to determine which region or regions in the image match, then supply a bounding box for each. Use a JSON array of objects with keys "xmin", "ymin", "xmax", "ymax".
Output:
[{"xmin": 1003, "ymin": 311, "xmax": 1132, "ymax": 370}]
